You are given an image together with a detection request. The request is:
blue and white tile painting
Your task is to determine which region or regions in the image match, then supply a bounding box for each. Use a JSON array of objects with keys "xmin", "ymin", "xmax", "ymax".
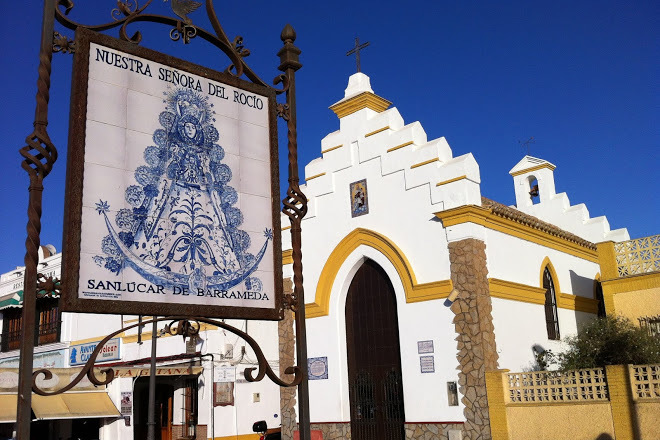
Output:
[{"xmin": 80, "ymin": 43, "xmax": 274, "ymax": 308}]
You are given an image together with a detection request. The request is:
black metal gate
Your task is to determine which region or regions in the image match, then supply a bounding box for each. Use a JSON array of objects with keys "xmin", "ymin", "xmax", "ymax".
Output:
[{"xmin": 346, "ymin": 260, "xmax": 405, "ymax": 440}]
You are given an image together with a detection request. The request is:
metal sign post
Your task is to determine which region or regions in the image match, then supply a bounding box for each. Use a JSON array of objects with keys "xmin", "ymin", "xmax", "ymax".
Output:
[
  {"xmin": 16, "ymin": 0, "xmax": 58, "ymax": 437},
  {"xmin": 15, "ymin": 1, "xmax": 311, "ymax": 439}
]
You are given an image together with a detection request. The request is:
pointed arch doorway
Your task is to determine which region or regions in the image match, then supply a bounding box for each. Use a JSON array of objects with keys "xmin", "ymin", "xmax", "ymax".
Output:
[{"xmin": 345, "ymin": 259, "xmax": 405, "ymax": 440}]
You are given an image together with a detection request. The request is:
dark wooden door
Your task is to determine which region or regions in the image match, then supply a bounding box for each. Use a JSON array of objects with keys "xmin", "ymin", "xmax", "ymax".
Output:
[{"xmin": 346, "ymin": 259, "xmax": 405, "ymax": 440}]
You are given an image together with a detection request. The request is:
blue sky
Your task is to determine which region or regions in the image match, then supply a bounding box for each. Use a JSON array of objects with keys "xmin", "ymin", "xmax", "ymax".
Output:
[{"xmin": 0, "ymin": 0, "xmax": 657, "ymax": 271}]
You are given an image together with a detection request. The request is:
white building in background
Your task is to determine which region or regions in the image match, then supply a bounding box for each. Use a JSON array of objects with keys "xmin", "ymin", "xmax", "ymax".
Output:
[
  {"xmin": 0, "ymin": 247, "xmax": 282, "ymax": 440},
  {"xmin": 0, "ymin": 72, "xmax": 631, "ymax": 440}
]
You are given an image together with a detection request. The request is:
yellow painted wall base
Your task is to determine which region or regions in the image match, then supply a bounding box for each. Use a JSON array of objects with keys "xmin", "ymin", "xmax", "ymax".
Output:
[
  {"xmin": 506, "ymin": 403, "xmax": 614, "ymax": 440},
  {"xmin": 636, "ymin": 401, "xmax": 660, "ymax": 440}
]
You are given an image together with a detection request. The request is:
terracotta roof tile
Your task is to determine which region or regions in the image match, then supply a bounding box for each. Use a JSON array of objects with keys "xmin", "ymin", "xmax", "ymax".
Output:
[{"xmin": 481, "ymin": 197, "xmax": 596, "ymax": 250}]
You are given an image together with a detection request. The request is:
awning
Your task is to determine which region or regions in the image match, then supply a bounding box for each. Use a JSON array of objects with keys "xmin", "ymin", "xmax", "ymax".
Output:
[
  {"xmin": 0, "ymin": 281, "xmax": 61, "ymax": 311},
  {"xmin": 32, "ymin": 392, "xmax": 120, "ymax": 420},
  {"xmin": 0, "ymin": 394, "xmax": 16, "ymax": 423},
  {"xmin": 0, "ymin": 291, "xmax": 22, "ymax": 311},
  {"xmin": 0, "ymin": 392, "xmax": 120, "ymax": 422}
]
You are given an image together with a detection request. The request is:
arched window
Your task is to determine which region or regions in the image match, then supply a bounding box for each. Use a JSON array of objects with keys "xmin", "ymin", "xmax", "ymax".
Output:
[
  {"xmin": 594, "ymin": 281, "xmax": 606, "ymax": 318},
  {"xmin": 543, "ymin": 267, "xmax": 560, "ymax": 340}
]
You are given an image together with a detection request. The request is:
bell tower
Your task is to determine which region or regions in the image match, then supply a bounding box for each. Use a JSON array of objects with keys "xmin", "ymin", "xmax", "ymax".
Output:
[{"xmin": 509, "ymin": 156, "xmax": 557, "ymax": 209}]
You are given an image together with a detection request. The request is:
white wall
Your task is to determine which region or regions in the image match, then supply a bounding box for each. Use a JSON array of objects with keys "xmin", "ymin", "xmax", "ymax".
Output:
[{"xmin": 305, "ymin": 245, "xmax": 464, "ymax": 423}]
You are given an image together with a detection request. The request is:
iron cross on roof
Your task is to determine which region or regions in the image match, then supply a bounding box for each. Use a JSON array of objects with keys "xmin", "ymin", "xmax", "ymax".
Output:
[{"xmin": 346, "ymin": 37, "xmax": 370, "ymax": 73}]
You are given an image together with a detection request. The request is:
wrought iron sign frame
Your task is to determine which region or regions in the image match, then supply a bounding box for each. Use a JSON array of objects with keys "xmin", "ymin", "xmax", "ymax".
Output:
[
  {"xmin": 16, "ymin": 1, "xmax": 311, "ymax": 439},
  {"xmin": 61, "ymin": 28, "xmax": 284, "ymax": 320}
]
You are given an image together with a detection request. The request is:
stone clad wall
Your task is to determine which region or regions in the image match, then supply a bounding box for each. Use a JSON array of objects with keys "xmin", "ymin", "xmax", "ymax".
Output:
[
  {"xmin": 449, "ymin": 239, "xmax": 499, "ymax": 440},
  {"xmin": 405, "ymin": 423, "xmax": 464, "ymax": 439},
  {"xmin": 279, "ymin": 278, "xmax": 297, "ymax": 440},
  {"xmin": 310, "ymin": 422, "xmax": 351, "ymax": 439}
]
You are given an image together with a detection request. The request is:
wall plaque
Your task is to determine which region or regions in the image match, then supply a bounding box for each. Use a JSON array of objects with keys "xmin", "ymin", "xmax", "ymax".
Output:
[
  {"xmin": 61, "ymin": 29, "xmax": 282, "ymax": 319},
  {"xmin": 308, "ymin": 357, "xmax": 328, "ymax": 380},
  {"xmin": 420, "ymin": 355, "xmax": 435, "ymax": 373},
  {"xmin": 417, "ymin": 340, "xmax": 434, "ymax": 354},
  {"xmin": 213, "ymin": 382, "xmax": 235, "ymax": 406}
]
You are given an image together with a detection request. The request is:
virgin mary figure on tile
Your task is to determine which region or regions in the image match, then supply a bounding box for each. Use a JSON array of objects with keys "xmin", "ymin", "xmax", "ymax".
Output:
[{"xmin": 94, "ymin": 88, "xmax": 270, "ymax": 292}]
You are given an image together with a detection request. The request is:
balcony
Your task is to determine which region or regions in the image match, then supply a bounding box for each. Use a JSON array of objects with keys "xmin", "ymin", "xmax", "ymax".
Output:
[{"xmin": 1, "ymin": 320, "xmax": 61, "ymax": 352}]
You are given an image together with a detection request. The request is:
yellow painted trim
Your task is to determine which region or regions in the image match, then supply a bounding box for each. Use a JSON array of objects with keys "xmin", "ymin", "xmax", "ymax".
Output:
[
  {"xmin": 605, "ymin": 364, "xmax": 636, "ymax": 440},
  {"xmin": 364, "ymin": 126, "xmax": 390, "ymax": 137},
  {"xmin": 321, "ymin": 144, "xmax": 343, "ymax": 154},
  {"xmin": 601, "ymin": 272, "xmax": 660, "ymax": 295},
  {"xmin": 436, "ymin": 175, "xmax": 467, "ymax": 187},
  {"xmin": 306, "ymin": 172, "xmax": 325, "ymax": 181},
  {"xmin": 69, "ymin": 336, "xmax": 106, "ymax": 346},
  {"xmin": 410, "ymin": 157, "xmax": 439, "ymax": 169},
  {"xmin": 306, "ymin": 228, "xmax": 453, "ymax": 318},
  {"xmin": 596, "ymin": 241, "xmax": 618, "ymax": 280},
  {"xmin": 485, "ymin": 369, "xmax": 511, "ymax": 440},
  {"xmin": 558, "ymin": 292, "xmax": 599, "ymax": 313},
  {"xmin": 435, "ymin": 206, "xmax": 599, "ymax": 262},
  {"xmin": 329, "ymin": 92, "xmax": 391, "ymax": 118},
  {"xmin": 539, "ymin": 257, "xmax": 561, "ymax": 295},
  {"xmin": 122, "ymin": 316, "xmax": 156, "ymax": 325},
  {"xmin": 282, "ymin": 249, "xmax": 293, "ymax": 265},
  {"xmin": 510, "ymin": 163, "xmax": 556, "ymax": 176},
  {"xmin": 121, "ymin": 323, "xmax": 217, "ymax": 344},
  {"xmin": 488, "ymin": 278, "xmax": 546, "ymax": 305},
  {"xmin": 489, "ymin": 277, "xmax": 598, "ymax": 312},
  {"xmin": 386, "ymin": 141, "xmax": 414, "ymax": 153}
]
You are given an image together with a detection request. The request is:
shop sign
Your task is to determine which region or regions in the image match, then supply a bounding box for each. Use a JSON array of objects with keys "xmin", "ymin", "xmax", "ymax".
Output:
[{"xmin": 70, "ymin": 338, "xmax": 120, "ymax": 366}]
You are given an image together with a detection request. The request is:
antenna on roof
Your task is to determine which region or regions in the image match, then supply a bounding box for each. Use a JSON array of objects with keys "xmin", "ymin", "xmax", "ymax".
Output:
[{"xmin": 518, "ymin": 136, "xmax": 535, "ymax": 155}]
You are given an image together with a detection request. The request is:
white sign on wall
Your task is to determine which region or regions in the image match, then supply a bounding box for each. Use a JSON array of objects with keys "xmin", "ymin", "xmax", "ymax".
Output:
[
  {"xmin": 69, "ymin": 338, "xmax": 121, "ymax": 366},
  {"xmin": 214, "ymin": 366, "xmax": 236, "ymax": 383},
  {"xmin": 62, "ymin": 30, "xmax": 282, "ymax": 319}
]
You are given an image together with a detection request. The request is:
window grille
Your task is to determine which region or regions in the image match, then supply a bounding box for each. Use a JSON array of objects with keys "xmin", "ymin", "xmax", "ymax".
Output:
[
  {"xmin": 543, "ymin": 268, "xmax": 560, "ymax": 340},
  {"xmin": 639, "ymin": 316, "xmax": 660, "ymax": 338},
  {"xmin": 1, "ymin": 308, "xmax": 22, "ymax": 351}
]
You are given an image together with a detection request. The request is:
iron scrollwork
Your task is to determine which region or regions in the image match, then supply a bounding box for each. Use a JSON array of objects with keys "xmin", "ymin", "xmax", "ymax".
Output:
[
  {"xmin": 21, "ymin": 3, "xmax": 307, "ymax": 438},
  {"xmin": 36, "ymin": 273, "xmax": 61, "ymax": 299},
  {"xmin": 52, "ymin": 0, "xmax": 289, "ymax": 94},
  {"xmin": 52, "ymin": 31, "xmax": 74, "ymax": 53},
  {"xmin": 32, "ymin": 316, "xmax": 302, "ymax": 396}
]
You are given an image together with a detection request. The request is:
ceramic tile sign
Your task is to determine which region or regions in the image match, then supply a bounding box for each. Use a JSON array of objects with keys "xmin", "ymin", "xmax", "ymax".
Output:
[
  {"xmin": 417, "ymin": 340, "xmax": 434, "ymax": 354},
  {"xmin": 350, "ymin": 179, "xmax": 369, "ymax": 217},
  {"xmin": 420, "ymin": 355, "xmax": 435, "ymax": 373},
  {"xmin": 308, "ymin": 357, "xmax": 328, "ymax": 380},
  {"xmin": 61, "ymin": 29, "xmax": 282, "ymax": 320},
  {"xmin": 69, "ymin": 338, "xmax": 121, "ymax": 366}
]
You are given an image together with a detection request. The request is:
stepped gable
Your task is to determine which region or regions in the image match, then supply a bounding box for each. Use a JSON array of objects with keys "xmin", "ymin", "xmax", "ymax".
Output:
[
  {"xmin": 509, "ymin": 155, "xmax": 629, "ymax": 243},
  {"xmin": 300, "ymin": 72, "xmax": 482, "ymax": 221},
  {"xmin": 482, "ymin": 197, "xmax": 597, "ymax": 250}
]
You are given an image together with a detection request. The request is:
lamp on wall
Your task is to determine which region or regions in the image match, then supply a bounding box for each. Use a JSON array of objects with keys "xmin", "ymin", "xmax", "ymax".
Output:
[{"xmin": 444, "ymin": 289, "xmax": 460, "ymax": 307}]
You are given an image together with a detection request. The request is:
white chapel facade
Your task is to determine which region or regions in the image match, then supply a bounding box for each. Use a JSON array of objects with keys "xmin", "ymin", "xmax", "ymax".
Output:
[{"xmin": 277, "ymin": 72, "xmax": 628, "ymax": 440}]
